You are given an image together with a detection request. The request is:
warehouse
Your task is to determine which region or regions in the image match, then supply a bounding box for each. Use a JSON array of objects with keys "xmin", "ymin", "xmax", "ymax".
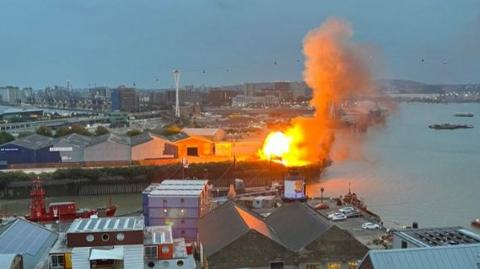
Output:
[
  {"xmin": 49, "ymin": 133, "xmax": 92, "ymax": 163},
  {"xmin": 199, "ymin": 201, "xmax": 368, "ymax": 269},
  {"xmin": 0, "ymin": 218, "xmax": 58, "ymax": 269},
  {"xmin": 168, "ymin": 132, "xmax": 215, "ymax": 158},
  {"xmin": 130, "ymin": 132, "xmax": 177, "ymax": 161},
  {"xmin": 84, "ymin": 133, "xmax": 131, "ymax": 162},
  {"xmin": 0, "ymin": 134, "xmax": 60, "ymax": 165}
]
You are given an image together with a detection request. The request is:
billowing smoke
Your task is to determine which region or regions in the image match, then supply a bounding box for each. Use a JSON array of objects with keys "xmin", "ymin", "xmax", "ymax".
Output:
[{"xmin": 260, "ymin": 17, "xmax": 388, "ymax": 166}]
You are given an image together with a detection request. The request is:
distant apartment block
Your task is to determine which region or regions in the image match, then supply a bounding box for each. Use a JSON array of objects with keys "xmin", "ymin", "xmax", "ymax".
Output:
[{"xmin": 111, "ymin": 87, "xmax": 139, "ymax": 112}]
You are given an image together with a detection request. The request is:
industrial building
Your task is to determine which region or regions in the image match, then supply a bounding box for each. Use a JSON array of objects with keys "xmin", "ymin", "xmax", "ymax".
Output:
[
  {"xmin": 0, "ymin": 106, "xmax": 43, "ymax": 122},
  {"xmin": 198, "ymin": 201, "xmax": 368, "ymax": 269},
  {"xmin": 0, "ymin": 134, "xmax": 60, "ymax": 165},
  {"xmin": 181, "ymin": 128, "xmax": 225, "ymax": 142},
  {"xmin": 50, "ymin": 134, "xmax": 92, "ymax": 163},
  {"xmin": 131, "ymin": 132, "xmax": 178, "ymax": 161},
  {"xmin": 142, "ymin": 180, "xmax": 210, "ymax": 241},
  {"xmin": 49, "ymin": 217, "xmax": 195, "ymax": 269},
  {"xmin": 168, "ymin": 133, "xmax": 215, "ymax": 158},
  {"xmin": 50, "ymin": 216, "xmax": 145, "ymax": 269},
  {"xmin": 358, "ymin": 243, "xmax": 480, "ymax": 269},
  {"xmin": 84, "ymin": 133, "xmax": 131, "ymax": 162},
  {"xmin": 392, "ymin": 226, "xmax": 480, "ymax": 249},
  {"xmin": 0, "ymin": 218, "xmax": 58, "ymax": 269}
]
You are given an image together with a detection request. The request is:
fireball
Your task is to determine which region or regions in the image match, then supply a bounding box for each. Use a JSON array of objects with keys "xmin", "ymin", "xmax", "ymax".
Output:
[{"xmin": 259, "ymin": 128, "xmax": 310, "ymax": 167}]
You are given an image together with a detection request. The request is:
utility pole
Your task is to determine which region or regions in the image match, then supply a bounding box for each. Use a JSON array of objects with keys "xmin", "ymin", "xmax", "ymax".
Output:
[{"xmin": 173, "ymin": 69, "xmax": 181, "ymax": 118}]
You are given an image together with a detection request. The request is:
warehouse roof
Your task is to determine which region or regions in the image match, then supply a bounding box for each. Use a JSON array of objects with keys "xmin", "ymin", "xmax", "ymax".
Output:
[
  {"xmin": 0, "ymin": 218, "xmax": 58, "ymax": 268},
  {"xmin": 67, "ymin": 216, "xmax": 144, "ymax": 234},
  {"xmin": 130, "ymin": 132, "xmax": 171, "ymax": 146},
  {"xmin": 54, "ymin": 133, "xmax": 92, "ymax": 146},
  {"xmin": 361, "ymin": 243, "xmax": 480, "ymax": 269},
  {"xmin": 198, "ymin": 201, "xmax": 283, "ymax": 256},
  {"xmin": 165, "ymin": 132, "xmax": 190, "ymax": 142},
  {"xmin": 394, "ymin": 226, "xmax": 480, "ymax": 247},
  {"xmin": 265, "ymin": 202, "xmax": 332, "ymax": 251},
  {"xmin": 2, "ymin": 134, "xmax": 55, "ymax": 150},
  {"xmin": 182, "ymin": 128, "xmax": 223, "ymax": 137},
  {"xmin": 87, "ymin": 133, "xmax": 130, "ymax": 146}
]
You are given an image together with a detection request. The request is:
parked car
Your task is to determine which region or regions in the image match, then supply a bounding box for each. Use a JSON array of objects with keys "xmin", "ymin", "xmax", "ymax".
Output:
[
  {"xmin": 314, "ymin": 203, "xmax": 330, "ymax": 210},
  {"xmin": 362, "ymin": 222, "xmax": 380, "ymax": 230},
  {"xmin": 345, "ymin": 210, "xmax": 362, "ymax": 218},
  {"xmin": 339, "ymin": 206, "xmax": 355, "ymax": 213},
  {"xmin": 329, "ymin": 213, "xmax": 347, "ymax": 221}
]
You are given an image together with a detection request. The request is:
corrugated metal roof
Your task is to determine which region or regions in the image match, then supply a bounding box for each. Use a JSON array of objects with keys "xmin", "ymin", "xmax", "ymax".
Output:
[
  {"xmin": 67, "ymin": 216, "xmax": 143, "ymax": 233},
  {"xmin": 55, "ymin": 133, "xmax": 92, "ymax": 147},
  {"xmin": 4, "ymin": 134, "xmax": 55, "ymax": 150},
  {"xmin": 365, "ymin": 243, "xmax": 480, "ymax": 269},
  {"xmin": 0, "ymin": 218, "xmax": 57, "ymax": 256},
  {"xmin": 130, "ymin": 132, "xmax": 171, "ymax": 146},
  {"xmin": 86, "ymin": 133, "xmax": 130, "ymax": 146}
]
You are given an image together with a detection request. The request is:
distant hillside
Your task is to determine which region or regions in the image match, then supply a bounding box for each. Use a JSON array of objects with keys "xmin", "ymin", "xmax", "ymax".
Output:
[{"xmin": 376, "ymin": 79, "xmax": 480, "ymax": 94}]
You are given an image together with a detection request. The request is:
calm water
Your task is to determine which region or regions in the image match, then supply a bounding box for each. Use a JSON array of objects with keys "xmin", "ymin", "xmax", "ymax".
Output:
[
  {"xmin": 1, "ymin": 103, "xmax": 479, "ymax": 231},
  {"xmin": 308, "ymin": 103, "xmax": 480, "ymax": 229}
]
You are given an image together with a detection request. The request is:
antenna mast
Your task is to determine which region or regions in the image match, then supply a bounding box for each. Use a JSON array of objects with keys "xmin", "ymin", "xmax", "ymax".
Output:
[{"xmin": 173, "ymin": 69, "xmax": 181, "ymax": 118}]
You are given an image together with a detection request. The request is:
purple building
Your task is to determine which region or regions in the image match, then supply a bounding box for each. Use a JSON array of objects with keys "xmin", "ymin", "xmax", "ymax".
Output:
[{"xmin": 142, "ymin": 180, "xmax": 210, "ymax": 242}]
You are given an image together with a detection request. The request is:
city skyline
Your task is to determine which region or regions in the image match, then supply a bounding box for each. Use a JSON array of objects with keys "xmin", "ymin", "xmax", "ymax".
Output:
[{"xmin": 0, "ymin": 0, "xmax": 479, "ymax": 89}]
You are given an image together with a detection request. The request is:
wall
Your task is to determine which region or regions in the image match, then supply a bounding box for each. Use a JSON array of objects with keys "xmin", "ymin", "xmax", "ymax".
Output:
[
  {"xmin": 84, "ymin": 141, "xmax": 130, "ymax": 162},
  {"xmin": 50, "ymin": 141, "xmax": 85, "ymax": 163},
  {"xmin": 175, "ymin": 137, "xmax": 214, "ymax": 158},
  {"xmin": 0, "ymin": 144, "xmax": 35, "ymax": 164},
  {"xmin": 131, "ymin": 137, "xmax": 177, "ymax": 161},
  {"xmin": 206, "ymin": 230, "xmax": 296, "ymax": 269},
  {"xmin": 67, "ymin": 230, "xmax": 143, "ymax": 248}
]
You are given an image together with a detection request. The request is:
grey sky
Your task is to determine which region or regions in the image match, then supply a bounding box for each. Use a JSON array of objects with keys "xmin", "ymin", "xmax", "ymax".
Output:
[{"xmin": 0, "ymin": 0, "xmax": 479, "ymax": 89}]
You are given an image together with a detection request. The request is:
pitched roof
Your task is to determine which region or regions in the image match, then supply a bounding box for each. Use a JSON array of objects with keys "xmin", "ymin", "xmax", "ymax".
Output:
[
  {"xmin": 165, "ymin": 132, "xmax": 190, "ymax": 142},
  {"xmin": 198, "ymin": 201, "xmax": 282, "ymax": 256},
  {"xmin": 363, "ymin": 243, "xmax": 480, "ymax": 269},
  {"xmin": 55, "ymin": 133, "xmax": 92, "ymax": 146},
  {"xmin": 182, "ymin": 128, "xmax": 223, "ymax": 137},
  {"xmin": 0, "ymin": 218, "xmax": 58, "ymax": 256},
  {"xmin": 87, "ymin": 133, "xmax": 130, "ymax": 147},
  {"xmin": 130, "ymin": 132, "xmax": 171, "ymax": 146},
  {"xmin": 6, "ymin": 134, "xmax": 55, "ymax": 150},
  {"xmin": 265, "ymin": 202, "xmax": 332, "ymax": 251}
]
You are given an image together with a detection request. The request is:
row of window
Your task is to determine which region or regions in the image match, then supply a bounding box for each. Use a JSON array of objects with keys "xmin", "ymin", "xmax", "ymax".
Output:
[
  {"xmin": 306, "ymin": 261, "xmax": 358, "ymax": 269},
  {"xmin": 85, "ymin": 232, "xmax": 125, "ymax": 242}
]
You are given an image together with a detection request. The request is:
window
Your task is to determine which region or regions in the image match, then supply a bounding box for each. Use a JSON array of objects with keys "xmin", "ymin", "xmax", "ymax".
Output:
[
  {"xmin": 101, "ymin": 233, "xmax": 110, "ymax": 241},
  {"xmin": 348, "ymin": 261, "xmax": 359, "ymax": 269},
  {"xmin": 145, "ymin": 246, "xmax": 158, "ymax": 259},
  {"xmin": 177, "ymin": 260, "xmax": 184, "ymax": 267},
  {"xmin": 161, "ymin": 245, "xmax": 170, "ymax": 254},
  {"xmin": 180, "ymin": 198, "xmax": 185, "ymax": 203},
  {"xmin": 86, "ymin": 234, "xmax": 94, "ymax": 242},
  {"xmin": 147, "ymin": 261, "xmax": 155, "ymax": 268},
  {"xmin": 116, "ymin": 233, "xmax": 125, "ymax": 241},
  {"xmin": 187, "ymin": 147, "xmax": 198, "ymax": 156},
  {"xmin": 327, "ymin": 262, "xmax": 341, "ymax": 269},
  {"xmin": 51, "ymin": 255, "xmax": 65, "ymax": 267},
  {"xmin": 306, "ymin": 264, "xmax": 320, "ymax": 269},
  {"xmin": 401, "ymin": 240, "xmax": 408, "ymax": 248},
  {"xmin": 270, "ymin": 262, "xmax": 284, "ymax": 269}
]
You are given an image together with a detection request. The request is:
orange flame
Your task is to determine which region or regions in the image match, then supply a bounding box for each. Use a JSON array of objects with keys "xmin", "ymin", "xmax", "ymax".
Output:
[{"xmin": 258, "ymin": 128, "xmax": 310, "ymax": 167}]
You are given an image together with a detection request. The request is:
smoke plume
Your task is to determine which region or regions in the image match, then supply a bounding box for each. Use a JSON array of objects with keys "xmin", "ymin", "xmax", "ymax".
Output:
[{"xmin": 262, "ymin": 17, "xmax": 387, "ymax": 166}]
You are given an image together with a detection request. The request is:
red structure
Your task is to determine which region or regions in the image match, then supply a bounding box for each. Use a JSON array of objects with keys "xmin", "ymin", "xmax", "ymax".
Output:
[{"xmin": 25, "ymin": 177, "xmax": 117, "ymax": 222}]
